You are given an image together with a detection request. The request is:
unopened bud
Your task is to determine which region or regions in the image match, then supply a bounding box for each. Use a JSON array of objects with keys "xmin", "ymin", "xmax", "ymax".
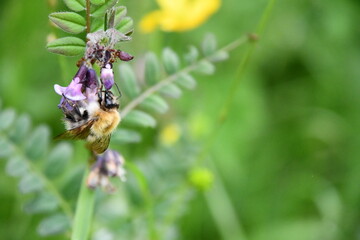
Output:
[{"xmin": 117, "ymin": 51, "xmax": 134, "ymax": 61}]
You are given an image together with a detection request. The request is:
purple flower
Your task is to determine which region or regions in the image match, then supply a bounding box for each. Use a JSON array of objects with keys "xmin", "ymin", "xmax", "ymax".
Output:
[
  {"xmin": 85, "ymin": 68, "xmax": 98, "ymax": 90},
  {"xmin": 101, "ymin": 64, "xmax": 114, "ymax": 90},
  {"xmin": 54, "ymin": 77, "xmax": 86, "ymax": 101},
  {"xmin": 87, "ymin": 149, "xmax": 126, "ymax": 191}
]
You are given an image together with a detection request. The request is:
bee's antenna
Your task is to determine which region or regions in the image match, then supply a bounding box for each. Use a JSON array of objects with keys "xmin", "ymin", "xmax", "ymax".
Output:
[{"xmin": 114, "ymin": 82, "xmax": 122, "ymax": 99}]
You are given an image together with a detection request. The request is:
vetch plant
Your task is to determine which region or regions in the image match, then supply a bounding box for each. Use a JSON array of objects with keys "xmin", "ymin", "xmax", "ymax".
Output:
[{"xmin": 0, "ymin": 0, "xmax": 277, "ymax": 239}]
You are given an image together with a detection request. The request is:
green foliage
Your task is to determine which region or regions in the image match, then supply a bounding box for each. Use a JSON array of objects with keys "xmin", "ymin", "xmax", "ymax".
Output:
[
  {"xmin": 119, "ymin": 63, "xmax": 140, "ymax": 99},
  {"xmin": 47, "ymin": 1, "xmax": 133, "ymax": 56},
  {"xmin": 46, "ymin": 36, "xmax": 86, "ymax": 56},
  {"xmin": 49, "ymin": 12, "xmax": 86, "ymax": 34},
  {"xmin": 0, "ymin": 106, "xmax": 76, "ymax": 237},
  {"xmin": 91, "ymin": 0, "xmax": 118, "ymax": 18},
  {"xmin": 144, "ymin": 52, "xmax": 161, "ymax": 85},
  {"xmin": 118, "ymin": 34, "xmax": 228, "ymax": 137},
  {"xmin": 123, "ymin": 110, "xmax": 157, "ymax": 128},
  {"xmin": 162, "ymin": 48, "xmax": 180, "ymax": 74},
  {"xmin": 63, "ymin": 0, "xmax": 86, "ymax": 12},
  {"xmin": 202, "ymin": 33, "xmax": 217, "ymax": 56}
]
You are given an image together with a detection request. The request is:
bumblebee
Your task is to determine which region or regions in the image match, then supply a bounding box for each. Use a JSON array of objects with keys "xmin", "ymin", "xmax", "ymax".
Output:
[{"xmin": 56, "ymin": 90, "xmax": 120, "ymax": 154}]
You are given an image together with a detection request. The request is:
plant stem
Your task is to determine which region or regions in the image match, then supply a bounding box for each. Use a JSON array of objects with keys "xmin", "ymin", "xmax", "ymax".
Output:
[
  {"xmin": 71, "ymin": 168, "xmax": 95, "ymax": 240},
  {"xmin": 85, "ymin": 0, "xmax": 91, "ymax": 33},
  {"xmin": 120, "ymin": 35, "xmax": 249, "ymax": 118},
  {"xmin": 71, "ymin": 2, "xmax": 96, "ymax": 240}
]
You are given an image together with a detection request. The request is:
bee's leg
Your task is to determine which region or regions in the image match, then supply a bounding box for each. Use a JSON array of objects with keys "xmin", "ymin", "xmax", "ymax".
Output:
[
  {"xmin": 113, "ymin": 82, "xmax": 122, "ymax": 99},
  {"xmin": 61, "ymin": 95, "xmax": 83, "ymax": 122}
]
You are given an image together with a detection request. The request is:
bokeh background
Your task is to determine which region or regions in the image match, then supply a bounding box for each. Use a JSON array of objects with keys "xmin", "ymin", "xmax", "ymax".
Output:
[{"xmin": 1, "ymin": 0, "xmax": 360, "ymax": 239}]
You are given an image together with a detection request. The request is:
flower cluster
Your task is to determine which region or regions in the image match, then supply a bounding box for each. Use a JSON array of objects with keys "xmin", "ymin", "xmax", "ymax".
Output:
[
  {"xmin": 87, "ymin": 149, "xmax": 126, "ymax": 192},
  {"xmin": 54, "ymin": 28, "xmax": 133, "ymax": 190}
]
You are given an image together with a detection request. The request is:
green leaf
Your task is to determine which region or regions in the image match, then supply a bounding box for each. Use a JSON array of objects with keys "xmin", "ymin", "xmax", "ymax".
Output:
[
  {"xmin": 49, "ymin": 12, "xmax": 86, "ymax": 34},
  {"xmin": 90, "ymin": 0, "xmax": 105, "ymax": 5},
  {"xmin": 116, "ymin": 17, "xmax": 134, "ymax": 35},
  {"xmin": 63, "ymin": 0, "xmax": 85, "ymax": 12},
  {"xmin": 162, "ymin": 48, "xmax": 180, "ymax": 74},
  {"xmin": 8, "ymin": 114, "xmax": 31, "ymax": 143},
  {"xmin": 19, "ymin": 173, "xmax": 43, "ymax": 194},
  {"xmin": 144, "ymin": 52, "xmax": 161, "ymax": 85},
  {"xmin": 202, "ymin": 33, "xmax": 217, "ymax": 56},
  {"xmin": 38, "ymin": 214, "xmax": 70, "ymax": 236},
  {"xmin": 6, "ymin": 155, "xmax": 28, "ymax": 177},
  {"xmin": 0, "ymin": 109, "xmax": 16, "ymax": 131},
  {"xmin": 0, "ymin": 137, "xmax": 14, "ymax": 158},
  {"xmin": 114, "ymin": 6, "xmax": 127, "ymax": 25},
  {"xmin": 141, "ymin": 95, "xmax": 169, "ymax": 114},
  {"xmin": 123, "ymin": 110, "xmax": 157, "ymax": 128},
  {"xmin": 47, "ymin": 37, "xmax": 86, "ymax": 56},
  {"xmin": 24, "ymin": 192, "xmax": 58, "ymax": 214},
  {"xmin": 111, "ymin": 129, "xmax": 142, "ymax": 144},
  {"xmin": 176, "ymin": 73, "xmax": 197, "ymax": 90},
  {"xmin": 91, "ymin": 18, "xmax": 104, "ymax": 32},
  {"xmin": 159, "ymin": 83, "xmax": 182, "ymax": 98},
  {"xmin": 184, "ymin": 46, "xmax": 199, "ymax": 64},
  {"xmin": 91, "ymin": 0, "xmax": 118, "ymax": 18},
  {"xmin": 118, "ymin": 63, "xmax": 140, "ymax": 99},
  {"xmin": 25, "ymin": 126, "xmax": 50, "ymax": 160},
  {"xmin": 45, "ymin": 143, "xmax": 73, "ymax": 178},
  {"xmin": 209, "ymin": 51, "xmax": 229, "ymax": 62},
  {"xmin": 195, "ymin": 60, "xmax": 215, "ymax": 75}
]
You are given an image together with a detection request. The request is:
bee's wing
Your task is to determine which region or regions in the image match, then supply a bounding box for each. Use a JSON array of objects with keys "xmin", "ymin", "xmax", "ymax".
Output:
[{"xmin": 55, "ymin": 120, "xmax": 95, "ymax": 140}]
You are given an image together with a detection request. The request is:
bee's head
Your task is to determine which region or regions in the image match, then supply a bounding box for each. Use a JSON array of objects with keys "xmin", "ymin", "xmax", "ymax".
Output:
[{"xmin": 99, "ymin": 90, "xmax": 119, "ymax": 109}]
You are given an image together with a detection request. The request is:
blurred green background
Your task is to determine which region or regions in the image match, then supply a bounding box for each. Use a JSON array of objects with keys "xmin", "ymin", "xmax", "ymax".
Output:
[{"xmin": 1, "ymin": 0, "xmax": 360, "ymax": 239}]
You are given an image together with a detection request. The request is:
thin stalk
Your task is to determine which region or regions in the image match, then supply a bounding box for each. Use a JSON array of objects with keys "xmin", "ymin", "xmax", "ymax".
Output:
[
  {"xmin": 120, "ymin": 35, "xmax": 249, "ymax": 118},
  {"xmin": 71, "ymin": 168, "xmax": 95, "ymax": 240},
  {"xmin": 85, "ymin": 0, "xmax": 91, "ymax": 33},
  {"xmin": 71, "ymin": 1, "xmax": 96, "ymax": 240}
]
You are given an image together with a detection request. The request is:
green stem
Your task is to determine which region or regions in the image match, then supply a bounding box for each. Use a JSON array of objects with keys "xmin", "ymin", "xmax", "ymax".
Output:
[
  {"xmin": 71, "ymin": 1, "xmax": 96, "ymax": 240},
  {"xmin": 85, "ymin": 0, "xmax": 91, "ymax": 33},
  {"xmin": 120, "ymin": 35, "xmax": 249, "ymax": 118},
  {"xmin": 71, "ymin": 168, "xmax": 95, "ymax": 240}
]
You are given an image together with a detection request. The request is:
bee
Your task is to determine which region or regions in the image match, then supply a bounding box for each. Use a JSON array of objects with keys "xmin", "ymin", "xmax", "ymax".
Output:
[{"xmin": 56, "ymin": 90, "xmax": 120, "ymax": 154}]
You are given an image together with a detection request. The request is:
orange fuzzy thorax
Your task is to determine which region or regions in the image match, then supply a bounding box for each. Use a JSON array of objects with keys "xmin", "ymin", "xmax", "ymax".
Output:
[{"xmin": 91, "ymin": 109, "xmax": 121, "ymax": 137}]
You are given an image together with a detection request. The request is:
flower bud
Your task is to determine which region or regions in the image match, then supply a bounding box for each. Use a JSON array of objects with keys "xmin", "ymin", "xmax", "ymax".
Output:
[
  {"xmin": 74, "ymin": 64, "xmax": 88, "ymax": 81},
  {"xmin": 101, "ymin": 64, "xmax": 114, "ymax": 90},
  {"xmin": 117, "ymin": 51, "xmax": 134, "ymax": 61},
  {"xmin": 86, "ymin": 68, "xmax": 98, "ymax": 89}
]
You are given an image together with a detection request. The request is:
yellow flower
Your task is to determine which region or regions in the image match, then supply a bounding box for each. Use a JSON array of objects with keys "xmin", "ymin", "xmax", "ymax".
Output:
[
  {"xmin": 140, "ymin": 0, "xmax": 221, "ymax": 33},
  {"xmin": 159, "ymin": 123, "xmax": 181, "ymax": 145}
]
